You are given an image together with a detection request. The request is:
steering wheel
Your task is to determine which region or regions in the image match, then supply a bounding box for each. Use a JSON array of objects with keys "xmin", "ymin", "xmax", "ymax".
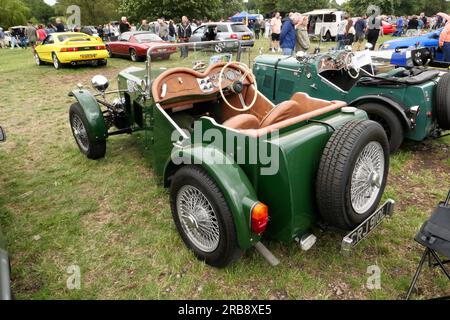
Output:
[
  {"xmin": 218, "ymin": 61, "xmax": 258, "ymax": 112},
  {"xmin": 343, "ymin": 52, "xmax": 360, "ymax": 79}
]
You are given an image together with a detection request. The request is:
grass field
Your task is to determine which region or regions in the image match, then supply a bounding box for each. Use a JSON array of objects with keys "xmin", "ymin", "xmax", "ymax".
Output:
[{"xmin": 0, "ymin": 37, "xmax": 449, "ymax": 300}]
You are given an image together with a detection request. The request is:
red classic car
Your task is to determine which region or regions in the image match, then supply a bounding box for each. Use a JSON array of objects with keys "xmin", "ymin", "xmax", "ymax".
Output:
[
  {"xmin": 382, "ymin": 21, "xmax": 397, "ymax": 35},
  {"xmin": 106, "ymin": 31, "xmax": 176, "ymax": 62}
]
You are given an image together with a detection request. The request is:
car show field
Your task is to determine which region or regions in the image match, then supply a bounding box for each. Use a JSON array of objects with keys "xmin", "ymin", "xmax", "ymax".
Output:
[{"xmin": 0, "ymin": 37, "xmax": 449, "ymax": 299}]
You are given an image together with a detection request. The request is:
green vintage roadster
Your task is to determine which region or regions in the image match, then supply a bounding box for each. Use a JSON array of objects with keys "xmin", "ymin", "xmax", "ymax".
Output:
[
  {"xmin": 253, "ymin": 50, "xmax": 450, "ymax": 152},
  {"xmin": 68, "ymin": 41, "xmax": 393, "ymax": 267}
]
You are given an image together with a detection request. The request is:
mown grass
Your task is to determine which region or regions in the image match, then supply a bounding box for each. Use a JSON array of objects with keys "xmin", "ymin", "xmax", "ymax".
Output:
[{"xmin": 0, "ymin": 37, "xmax": 449, "ymax": 300}]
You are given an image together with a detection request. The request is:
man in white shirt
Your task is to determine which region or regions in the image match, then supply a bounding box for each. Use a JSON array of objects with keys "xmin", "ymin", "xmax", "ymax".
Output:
[{"xmin": 337, "ymin": 17, "xmax": 348, "ymax": 49}]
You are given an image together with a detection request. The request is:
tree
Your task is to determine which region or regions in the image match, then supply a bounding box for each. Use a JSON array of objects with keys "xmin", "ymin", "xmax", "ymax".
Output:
[
  {"xmin": 22, "ymin": 0, "xmax": 55, "ymax": 23},
  {"xmin": 343, "ymin": 0, "xmax": 449, "ymax": 16},
  {"xmin": 119, "ymin": 0, "xmax": 223, "ymax": 22},
  {"xmin": 55, "ymin": 0, "xmax": 120, "ymax": 25},
  {"xmin": 0, "ymin": 0, "xmax": 30, "ymax": 28}
]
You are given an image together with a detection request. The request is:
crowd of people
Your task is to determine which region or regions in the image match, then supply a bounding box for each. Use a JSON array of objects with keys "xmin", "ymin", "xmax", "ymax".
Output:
[{"xmin": 2, "ymin": 10, "xmax": 450, "ymax": 60}]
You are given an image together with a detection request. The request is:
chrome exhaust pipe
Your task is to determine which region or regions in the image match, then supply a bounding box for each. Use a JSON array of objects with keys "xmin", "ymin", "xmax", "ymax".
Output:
[{"xmin": 254, "ymin": 242, "xmax": 280, "ymax": 266}]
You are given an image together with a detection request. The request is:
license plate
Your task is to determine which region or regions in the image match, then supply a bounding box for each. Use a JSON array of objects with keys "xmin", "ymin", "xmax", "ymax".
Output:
[
  {"xmin": 158, "ymin": 49, "xmax": 167, "ymax": 52},
  {"xmin": 242, "ymin": 36, "xmax": 250, "ymax": 40},
  {"xmin": 80, "ymin": 54, "xmax": 96, "ymax": 58},
  {"xmin": 341, "ymin": 199, "xmax": 395, "ymax": 253}
]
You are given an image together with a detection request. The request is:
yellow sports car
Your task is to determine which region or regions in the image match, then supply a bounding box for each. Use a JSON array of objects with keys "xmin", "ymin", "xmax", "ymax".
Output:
[{"xmin": 34, "ymin": 32, "xmax": 109, "ymax": 69}]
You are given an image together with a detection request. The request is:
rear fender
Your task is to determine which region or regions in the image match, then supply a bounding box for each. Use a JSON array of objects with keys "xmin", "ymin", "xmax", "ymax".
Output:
[
  {"xmin": 350, "ymin": 95, "xmax": 413, "ymax": 131},
  {"xmin": 69, "ymin": 89, "xmax": 108, "ymax": 141},
  {"xmin": 165, "ymin": 145, "xmax": 261, "ymax": 250}
]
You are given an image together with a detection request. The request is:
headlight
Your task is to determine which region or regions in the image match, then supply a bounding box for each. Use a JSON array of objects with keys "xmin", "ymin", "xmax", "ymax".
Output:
[{"xmin": 382, "ymin": 43, "xmax": 390, "ymax": 50}]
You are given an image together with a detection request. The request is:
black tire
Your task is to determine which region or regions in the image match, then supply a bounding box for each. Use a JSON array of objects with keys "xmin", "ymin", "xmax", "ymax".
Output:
[
  {"xmin": 106, "ymin": 45, "xmax": 113, "ymax": 58},
  {"xmin": 34, "ymin": 53, "xmax": 43, "ymax": 66},
  {"xmin": 69, "ymin": 103, "xmax": 106, "ymax": 160},
  {"xmin": 170, "ymin": 165, "xmax": 243, "ymax": 267},
  {"xmin": 52, "ymin": 53, "xmax": 62, "ymax": 69},
  {"xmin": 358, "ymin": 102, "xmax": 404, "ymax": 152},
  {"xmin": 316, "ymin": 120, "xmax": 389, "ymax": 230},
  {"xmin": 435, "ymin": 72, "xmax": 450, "ymax": 130},
  {"xmin": 129, "ymin": 48, "xmax": 138, "ymax": 62}
]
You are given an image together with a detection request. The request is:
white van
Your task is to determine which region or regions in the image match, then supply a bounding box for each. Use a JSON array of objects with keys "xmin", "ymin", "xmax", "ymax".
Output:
[{"xmin": 304, "ymin": 9, "xmax": 346, "ymax": 41}]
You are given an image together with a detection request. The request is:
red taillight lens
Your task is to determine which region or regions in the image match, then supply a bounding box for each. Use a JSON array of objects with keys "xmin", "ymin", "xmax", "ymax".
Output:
[
  {"xmin": 230, "ymin": 34, "xmax": 238, "ymax": 39},
  {"xmin": 96, "ymin": 45, "xmax": 106, "ymax": 50},
  {"xmin": 61, "ymin": 47, "xmax": 78, "ymax": 52},
  {"xmin": 251, "ymin": 202, "xmax": 268, "ymax": 235}
]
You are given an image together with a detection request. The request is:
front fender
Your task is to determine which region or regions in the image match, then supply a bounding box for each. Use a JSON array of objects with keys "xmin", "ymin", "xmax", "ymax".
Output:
[
  {"xmin": 69, "ymin": 89, "xmax": 107, "ymax": 141},
  {"xmin": 350, "ymin": 94, "xmax": 413, "ymax": 131},
  {"xmin": 167, "ymin": 144, "xmax": 261, "ymax": 250}
]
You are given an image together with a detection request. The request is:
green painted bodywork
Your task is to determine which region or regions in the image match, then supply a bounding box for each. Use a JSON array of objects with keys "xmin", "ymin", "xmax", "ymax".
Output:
[
  {"xmin": 253, "ymin": 54, "xmax": 442, "ymax": 142},
  {"xmin": 69, "ymin": 63, "xmax": 370, "ymax": 248},
  {"xmin": 70, "ymin": 89, "xmax": 107, "ymax": 141}
]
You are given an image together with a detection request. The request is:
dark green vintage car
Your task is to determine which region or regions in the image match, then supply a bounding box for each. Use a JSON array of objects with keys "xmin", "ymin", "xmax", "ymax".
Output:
[
  {"xmin": 68, "ymin": 41, "xmax": 393, "ymax": 267},
  {"xmin": 253, "ymin": 51, "xmax": 450, "ymax": 152}
]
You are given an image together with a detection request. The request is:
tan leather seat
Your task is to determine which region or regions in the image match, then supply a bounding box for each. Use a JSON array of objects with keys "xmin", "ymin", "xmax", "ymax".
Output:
[
  {"xmin": 222, "ymin": 114, "xmax": 260, "ymax": 130},
  {"xmin": 259, "ymin": 100, "xmax": 303, "ymax": 128}
]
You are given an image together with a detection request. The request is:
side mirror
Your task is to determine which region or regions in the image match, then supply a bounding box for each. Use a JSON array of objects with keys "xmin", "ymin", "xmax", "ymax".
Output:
[
  {"xmin": 365, "ymin": 43, "xmax": 373, "ymax": 50},
  {"xmin": 0, "ymin": 126, "xmax": 5, "ymax": 142},
  {"xmin": 91, "ymin": 75, "xmax": 109, "ymax": 92}
]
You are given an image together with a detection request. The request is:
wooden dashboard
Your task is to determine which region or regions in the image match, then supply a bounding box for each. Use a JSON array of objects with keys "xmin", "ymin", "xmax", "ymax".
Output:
[{"xmin": 151, "ymin": 62, "xmax": 251, "ymax": 108}]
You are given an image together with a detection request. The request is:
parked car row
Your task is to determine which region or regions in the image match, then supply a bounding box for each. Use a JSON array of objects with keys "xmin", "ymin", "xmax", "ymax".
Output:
[{"xmin": 32, "ymin": 22, "xmax": 254, "ymax": 69}]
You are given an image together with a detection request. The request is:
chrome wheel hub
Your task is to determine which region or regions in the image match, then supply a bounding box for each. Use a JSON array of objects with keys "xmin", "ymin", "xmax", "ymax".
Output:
[
  {"xmin": 176, "ymin": 185, "xmax": 220, "ymax": 253},
  {"xmin": 351, "ymin": 141, "xmax": 385, "ymax": 214},
  {"xmin": 71, "ymin": 114, "xmax": 89, "ymax": 152}
]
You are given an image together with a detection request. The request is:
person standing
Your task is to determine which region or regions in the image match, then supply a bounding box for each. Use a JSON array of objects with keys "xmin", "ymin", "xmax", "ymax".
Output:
[
  {"xmin": 254, "ymin": 19, "xmax": 261, "ymax": 40},
  {"xmin": 36, "ymin": 25, "xmax": 47, "ymax": 43},
  {"xmin": 366, "ymin": 12, "xmax": 382, "ymax": 50},
  {"xmin": 178, "ymin": 16, "xmax": 192, "ymax": 59},
  {"xmin": 345, "ymin": 17, "xmax": 355, "ymax": 46},
  {"xmin": 407, "ymin": 15, "xmax": 419, "ymax": 36},
  {"xmin": 119, "ymin": 17, "xmax": 131, "ymax": 34},
  {"xmin": 393, "ymin": 16, "xmax": 404, "ymax": 36},
  {"xmin": 25, "ymin": 22, "xmax": 38, "ymax": 53},
  {"xmin": 140, "ymin": 20, "xmax": 150, "ymax": 31},
  {"xmin": 159, "ymin": 19, "xmax": 169, "ymax": 41},
  {"xmin": 295, "ymin": 15, "xmax": 310, "ymax": 53},
  {"xmin": 270, "ymin": 12, "xmax": 282, "ymax": 52},
  {"xmin": 45, "ymin": 23, "xmax": 55, "ymax": 35},
  {"xmin": 264, "ymin": 19, "xmax": 271, "ymax": 39},
  {"xmin": 337, "ymin": 16, "xmax": 348, "ymax": 49},
  {"xmin": 280, "ymin": 13, "xmax": 298, "ymax": 56},
  {"xmin": 439, "ymin": 18, "xmax": 450, "ymax": 62},
  {"xmin": 9, "ymin": 28, "xmax": 19, "ymax": 49},
  {"xmin": 168, "ymin": 20, "xmax": 176, "ymax": 42},
  {"xmin": 0, "ymin": 28, "xmax": 5, "ymax": 48},
  {"xmin": 354, "ymin": 15, "xmax": 367, "ymax": 51},
  {"xmin": 55, "ymin": 18, "xmax": 65, "ymax": 32}
]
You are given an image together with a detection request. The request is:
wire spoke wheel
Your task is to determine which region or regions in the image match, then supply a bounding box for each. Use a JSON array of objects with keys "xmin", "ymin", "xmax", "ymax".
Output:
[
  {"xmin": 351, "ymin": 141, "xmax": 385, "ymax": 214},
  {"xmin": 71, "ymin": 113, "xmax": 89, "ymax": 152},
  {"xmin": 176, "ymin": 185, "xmax": 220, "ymax": 253}
]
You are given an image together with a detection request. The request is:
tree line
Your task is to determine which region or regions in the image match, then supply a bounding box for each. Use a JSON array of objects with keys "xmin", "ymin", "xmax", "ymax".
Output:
[{"xmin": 1, "ymin": 0, "xmax": 449, "ymax": 29}]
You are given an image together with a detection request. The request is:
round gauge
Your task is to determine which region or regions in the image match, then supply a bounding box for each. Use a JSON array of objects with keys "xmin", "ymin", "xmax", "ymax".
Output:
[{"xmin": 226, "ymin": 70, "xmax": 237, "ymax": 81}]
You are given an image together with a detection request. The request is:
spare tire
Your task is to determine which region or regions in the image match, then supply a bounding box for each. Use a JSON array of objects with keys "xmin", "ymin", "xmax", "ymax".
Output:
[
  {"xmin": 435, "ymin": 72, "xmax": 450, "ymax": 130},
  {"xmin": 316, "ymin": 120, "xmax": 389, "ymax": 230}
]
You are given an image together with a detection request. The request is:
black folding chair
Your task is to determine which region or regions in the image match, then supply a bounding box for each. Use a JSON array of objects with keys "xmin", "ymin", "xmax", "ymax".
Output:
[{"xmin": 406, "ymin": 190, "xmax": 450, "ymax": 300}]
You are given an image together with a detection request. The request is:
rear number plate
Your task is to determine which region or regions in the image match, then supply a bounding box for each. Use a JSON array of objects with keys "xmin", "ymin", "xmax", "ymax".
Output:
[
  {"xmin": 341, "ymin": 199, "xmax": 395, "ymax": 252},
  {"xmin": 242, "ymin": 36, "xmax": 250, "ymax": 40},
  {"xmin": 80, "ymin": 54, "xmax": 96, "ymax": 58}
]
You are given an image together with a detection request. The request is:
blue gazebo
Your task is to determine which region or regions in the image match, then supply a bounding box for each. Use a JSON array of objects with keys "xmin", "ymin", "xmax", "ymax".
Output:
[{"xmin": 230, "ymin": 11, "xmax": 259, "ymax": 22}]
